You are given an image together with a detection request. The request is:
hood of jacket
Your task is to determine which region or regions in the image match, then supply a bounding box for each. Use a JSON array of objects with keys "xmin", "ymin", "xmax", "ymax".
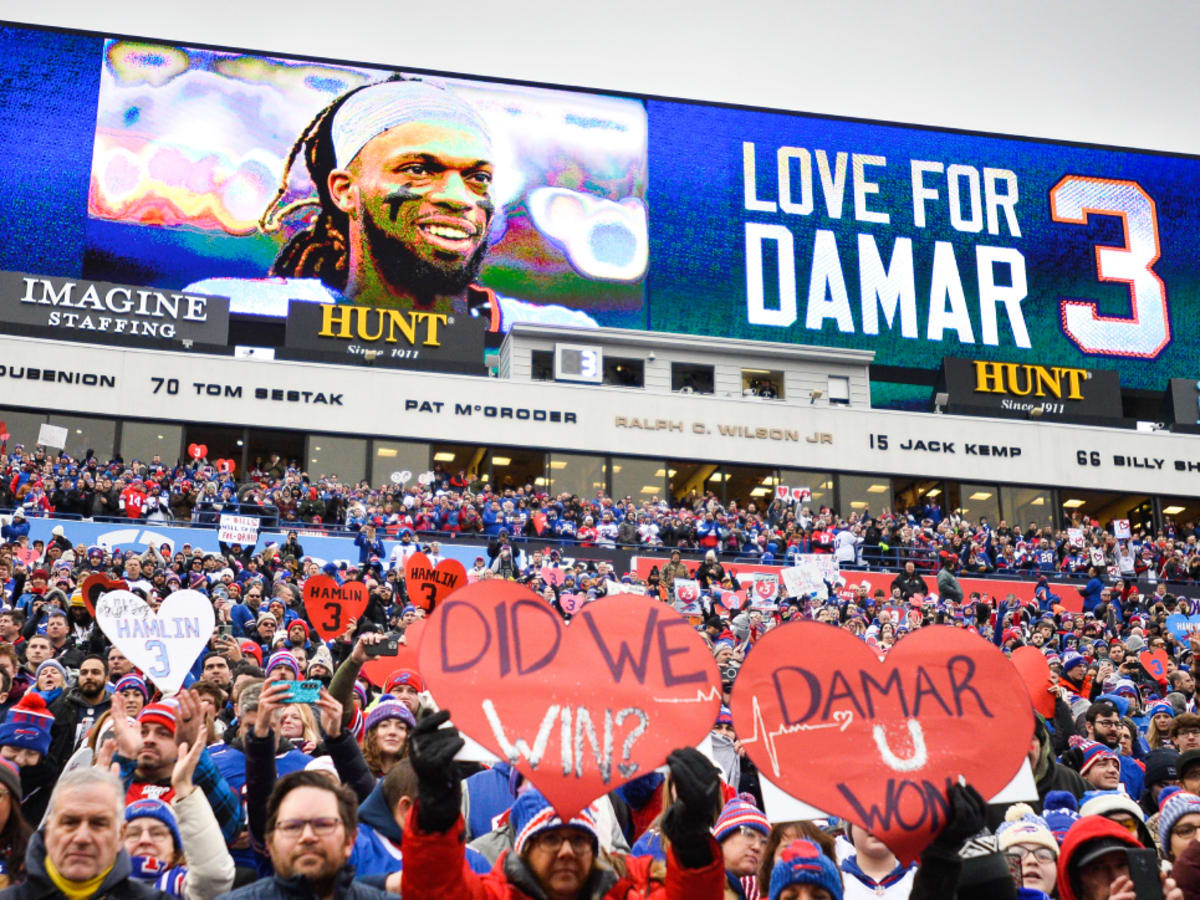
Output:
[
  {"xmin": 1056, "ymin": 815, "xmax": 1143, "ymax": 900},
  {"xmin": 358, "ymin": 781, "xmax": 403, "ymax": 844}
]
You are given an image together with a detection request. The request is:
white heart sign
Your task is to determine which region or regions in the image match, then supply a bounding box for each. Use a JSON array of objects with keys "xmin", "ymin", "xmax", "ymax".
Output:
[{"xmin": 95, "ymin": 589, "xmax": 214, "ymax": 693}]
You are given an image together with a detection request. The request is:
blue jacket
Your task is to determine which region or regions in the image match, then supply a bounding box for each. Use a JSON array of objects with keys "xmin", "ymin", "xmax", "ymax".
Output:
[
  {"xmin": 215, "ymin": 867, "xmax": 395, "ymax": 899},
  {"xmin": 353, "ymin": 782, "xmax": 491, "ymax": 877},
  {"xmin": 463, "ymin": 763, "xmax": 517, "ymax": 841}
]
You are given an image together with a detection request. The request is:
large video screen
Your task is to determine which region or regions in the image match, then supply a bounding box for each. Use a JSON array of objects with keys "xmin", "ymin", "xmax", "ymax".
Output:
[{"xmin": 2, "ymin": 22, "xmax": 1198, "ymax": 389}]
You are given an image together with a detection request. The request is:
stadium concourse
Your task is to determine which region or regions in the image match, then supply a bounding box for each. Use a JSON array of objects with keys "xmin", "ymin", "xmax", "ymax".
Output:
[{"xmin": 0, "ymin": 445, "xmax": 1195, "ymax": 898}]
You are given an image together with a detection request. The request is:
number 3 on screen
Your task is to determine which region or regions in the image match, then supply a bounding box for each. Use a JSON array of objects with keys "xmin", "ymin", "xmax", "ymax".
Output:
[{"xmin": 1050, "ymin": 176, "xmax": 1169, "ymax": 358}]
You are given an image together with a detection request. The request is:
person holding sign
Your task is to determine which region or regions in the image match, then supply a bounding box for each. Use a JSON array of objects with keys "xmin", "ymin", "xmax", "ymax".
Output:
[{"xmin": 400, "ymin": 711, "xmax": 726, "ymax": 899}]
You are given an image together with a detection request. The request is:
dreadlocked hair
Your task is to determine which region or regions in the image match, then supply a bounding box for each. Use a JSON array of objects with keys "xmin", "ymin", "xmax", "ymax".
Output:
[{"xmin": 260, "ymin": 75, "xmax": 411, "ymax": 290}]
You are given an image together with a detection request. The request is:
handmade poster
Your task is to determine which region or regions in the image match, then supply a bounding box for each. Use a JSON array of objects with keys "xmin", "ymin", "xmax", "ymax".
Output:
[
  {"xmin": 1010, "ymin": 646, "xmax": 1057, "ymax": 719},
  {"xmin": 419, "ymin": 581, "xmax": 722, "ymax": 818},
  {"xmin": 405, "ymin": 552, "xmax": 467, "ymax": 612},
  {"xmin": 1167, "ymin": 613, "xmax": 1200, "ymax": 643},
  {"xmin": 96, "ymin": 588, "xmax": 214, "ymax": 693},
  {"xmin": 80, "ymin": 572, "xmax": 127, "ymax": 617},
  {"xmin": 730, "ymin": 622, "xmax": 1032, "ymax": 864},
  {"xmin": 303, "ymin": 575, "xmax": 368, "ymax": 639},
  {"xmin": 218, "ymin": 514, "xmax": 259, "ymax": 545},
  {"xmin": 1140, "ymin": 649, "xmax": 1169, "ymax": 681},
  {"xmin": 781, "ymin": 555, "xmax": 839, "ymax": 598}
]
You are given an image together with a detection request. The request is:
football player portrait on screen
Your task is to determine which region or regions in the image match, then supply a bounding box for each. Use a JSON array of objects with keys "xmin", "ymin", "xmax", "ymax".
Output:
[{"xmin": 188, "ymin": 77, "xmax": 596, "ymax": 332}]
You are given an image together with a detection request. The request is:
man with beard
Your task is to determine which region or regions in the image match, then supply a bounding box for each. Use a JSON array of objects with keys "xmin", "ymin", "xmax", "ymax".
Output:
[
  {"xmin": 46, "ymin": 653, "xmax": 111, "ymax": 767},
  {"xmin": 187, "ymin": 78, "xmax": 596, "ymax": 332},
  {"xmin": 1086, "ymin": 700, "xmax": 1145, "ymax": 799}
]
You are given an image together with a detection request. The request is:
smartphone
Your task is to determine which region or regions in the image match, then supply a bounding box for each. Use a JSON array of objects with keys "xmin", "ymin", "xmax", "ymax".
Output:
[
  {"xmin": 1126, "ymin": 848, "xmax": 1163, "ymax": 900},
  {"xmin": 280, "ymin": 680, "xmax": 322, "ymax": 704},
  {"xmin": 363, "ymin": 633, "xmax": 402, "ymax": 658},
  {"xmin": 217, "ymin": 624, "xmax": 233, "ymax": 638}
]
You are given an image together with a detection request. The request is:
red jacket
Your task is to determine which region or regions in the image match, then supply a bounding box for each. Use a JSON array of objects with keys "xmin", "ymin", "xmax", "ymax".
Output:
[
  {"xmin": 401, "ymin": 808, "xmax": 725, "ymax": 900},
  {"xmin": 1056, "ymin": 815, "xmax": 1143, "ymax": 900}
]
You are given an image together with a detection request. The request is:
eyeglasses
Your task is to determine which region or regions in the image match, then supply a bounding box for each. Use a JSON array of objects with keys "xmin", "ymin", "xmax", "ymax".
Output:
[
  {"xmin": 1174, "ymin": 822, "xmax": 1200, "ymax": 840},
  {"xmin": 274, "ymin": 817, "xmax": 343, "ymax": 838},
  {"xmin": 126, "ymin": 823, "xmax": 173, "ymax": 841},
  {"xmin": 1177, "ymin": 727, "xmax": 1200, "ymax": 738},
  {"xmin": 1005, "ymin": 847, "xmax": 1056, "ymax": 864},
  {"xmin": 734, "ymin": 826, "xmax": 768, "ymax": 848},
  {"xmin": 534, "ymin": 831, "xmax": 594, "ymax": 854}
]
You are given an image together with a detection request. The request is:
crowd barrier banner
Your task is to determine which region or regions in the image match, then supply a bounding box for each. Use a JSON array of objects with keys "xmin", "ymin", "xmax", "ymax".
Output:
[{"xmin": 633, "ymin": 555, "xmax": 1046, "ymax": 604}]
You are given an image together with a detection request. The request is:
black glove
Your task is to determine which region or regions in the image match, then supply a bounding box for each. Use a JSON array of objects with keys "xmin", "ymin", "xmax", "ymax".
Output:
[
  {"xmin": 931, "ymin": 782, "xmax": 988, "ymax": 852},
  {"xmin": 408, "ymin": 709, "xmax": 465, "ymax": 833},
  {"xmin": 660, "ymin": 747, "xmax": 722, "ymax": 868}
]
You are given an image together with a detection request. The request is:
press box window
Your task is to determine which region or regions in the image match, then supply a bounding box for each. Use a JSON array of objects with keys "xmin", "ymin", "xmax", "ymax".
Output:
[
  {"xmin": 531, "ymin": 350, "xmax": 554, "ymax": 382},
  {"xmin": 603, "ymin": 357, "xmax": 644, "ymax": 388},
  {"xmin": 742, "ymin": 368, "xmax": 783, "ymax": 399},
  {"xmin": 672, "ymin": 363, "xmax": 713, "ymax": 394},
  {"xmin": 827, "ymin": 375, "xmax": 851, "ymax": 405}
]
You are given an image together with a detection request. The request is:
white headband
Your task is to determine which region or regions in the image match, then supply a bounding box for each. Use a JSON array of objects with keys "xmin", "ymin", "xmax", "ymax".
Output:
[{"xmin": 330, "ymin": 80, "xmax": 492, "ymax": 169}]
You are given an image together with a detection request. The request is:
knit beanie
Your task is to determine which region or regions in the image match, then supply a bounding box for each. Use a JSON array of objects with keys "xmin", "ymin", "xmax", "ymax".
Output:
[
  {"xmin": 1042, "ymin": 791, "xmax": 1080, "ymax": 844},
  {"xmin": 769, "ymin": 839, "xmax": 842, "ymax": 900},
  {"xmin": 364, "ymin": 698, "xmax": 416, "ymax": 733},
  {"xmin": 1078, "ymin": 740, "xmax": 1118, "ymax": 775},
  {"xmin": 1143, "ymin": 749, "xmax": 1180, "ymax": 789},
  {"xmin": 137, "ymin": 700, "xmax": 179, "ymax": 736},
  {"xmin": 1149, "ymin": 702, "xmax": 1176, "ymax": 719},
  {"xmin": 510, "ymin": 787, "xmax": 600, "ymax": 855},
  {"xmin": 1159, "ymin": 790, "xmax": 1200, "ymax": 852},
  {"xmin": 996, "ymin": 803, "xmax": 1058, "ymax": 854},
  {"xmin": 1079, "ymin": 790, "xmax": 1145, "ymax": 824},
  {"xmin": 1061, "ymin": 652, "xmax": 1085, "ymax": 673},
  {"xmin": 715, "ymin": 705, "xmax": 734, "ymax": 728},
  {"xmin": 713, "ymin": 796, "xmax": 769, "ymax": 843},
  {"xmin": 34, "ymin": 659, "xmax": 69, "ymax": 686},
  {"xmin": 266, "ymin": 651, "xmax": 302, "ymax": 680},
  {"xmin": 0, "ymin": 692, "xmax": 54, "ymax": 757},
  {"xmin": 384, "ymin": 669, "xmax": 423, "ymax": 694},
  {"xmin": 126, "ymin": 798, "xmax": 182, "ymax": 851},
  {"xmin": 115, "ymin": 674, "xmax": 150, "ymax": 701}
]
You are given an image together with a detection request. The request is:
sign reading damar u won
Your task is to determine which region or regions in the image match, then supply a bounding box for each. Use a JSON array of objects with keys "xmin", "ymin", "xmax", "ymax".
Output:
[{"xmin": 284, "ymin": 302, "xmax": 487, "ymax": 375}]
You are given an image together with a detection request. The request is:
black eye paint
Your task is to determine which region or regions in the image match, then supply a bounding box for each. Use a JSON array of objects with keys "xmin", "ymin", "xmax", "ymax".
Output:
[{"xmin": 384, "ymin": 187, "xmax": 424, "ymax": 222}]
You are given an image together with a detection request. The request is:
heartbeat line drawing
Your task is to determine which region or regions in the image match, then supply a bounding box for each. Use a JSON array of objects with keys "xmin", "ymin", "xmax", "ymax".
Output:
[
  {"xmin": 738, "ymin": 694, "xmax": 855, "ymax": 777},
  {"xmin": 651, "ymin": 686, "xmax": 724, "ymax": 704}
]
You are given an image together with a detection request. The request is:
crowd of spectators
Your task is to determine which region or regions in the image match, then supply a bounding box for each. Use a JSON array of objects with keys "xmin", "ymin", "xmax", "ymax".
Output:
[
  {"xmin": 3, "ymin": 444, "xmax": 1200, "ymax": 587},
  {"xmin": 0, "ymin": 443, "xmax": 1197, "ymax": 896}
]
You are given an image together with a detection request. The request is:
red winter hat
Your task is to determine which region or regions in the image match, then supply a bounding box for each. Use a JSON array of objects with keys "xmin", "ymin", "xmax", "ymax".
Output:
[{"xmin": 239, "ymin": 639, "xmax": 263, "ymax": 666}]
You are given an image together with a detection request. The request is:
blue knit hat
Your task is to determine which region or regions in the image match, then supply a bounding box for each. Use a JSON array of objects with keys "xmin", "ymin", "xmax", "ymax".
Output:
[
  {"xmin": 715, "ymin": 705, "xmax": 734, "ymax": 728},
  {"xmin": 115, "ymin": 674, "xmax": 150, "ymax": 701},
  {"xmin": 0, "ymin": 693, "xmax": 54, "ymax": 758},
  {"xmin": 769, "ymin": 839, "xmax": 842, "ymax": 900},
  {"xmin": 1148, "ymin": 701, "xmax": 1175, "ymax": 719},
  {"xmin": 1042, "ymin": 790, "xmax": 1080, "ymax": 844},
  {"xmin": 126, "ymin": 798, "xmax": 182, "ymax": 852},
  {"xmin": 713, "ymin": 796, "xmax": 769, "ymax": 842},
  {"xmin": 1062, "ymin": 652, "xmax": 1086, "ymax": 673},
  {"xmin": 510, "ymin": 787, "xmax": 600, "ymax": 855},
  {"xmin": 1078, "ymin": 739, "xmax": 1118, "ymax": 776},
  {"xmin": 1159, "ymin": 789, "xmax": 1200, "ymax": 852}
]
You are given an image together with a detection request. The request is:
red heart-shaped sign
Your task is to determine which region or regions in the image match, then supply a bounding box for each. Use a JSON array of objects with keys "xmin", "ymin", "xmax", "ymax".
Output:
[
  {"xmin": 675, "ymin": 581, "xmax": 699, "ymax": 603},
  {"xmin": 215, "ymin": 458, "xmax": 237, "ymax": 475},
  {"xmin": 731, "ymin": 622, "xmax": 1032, "ymax": 864},
  {"xmin": 361, "ymin": 620, "xmax": 425, "ymax": 687},
  {"xmin": 1140, "ymin": 649, "xmax": 1169, "ymax": 682},
  {"xmin": 753, "ymin": 580, "xmax": 775, "ymax": 601},
  {"xmin": 187, "ymin": 443, "xmax": 208, "ymax": 460},
  {"xmin": 303, "ymin": 575, "xmax": 368, "ymax": 640},
  {"xmin": 1010, "ymin": 646, "xmax": 1056, "ymax": 719},
  {"xmin": 420, "ymin": 582, "xmax": 721, "ymax": 819},
  {"xmin": 80, "ymin": 572, "xmax": 128, "ymax": 617},
  {"xmin": 405, "ymin": 552, "xmax": 467, "ymax": 612}
]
